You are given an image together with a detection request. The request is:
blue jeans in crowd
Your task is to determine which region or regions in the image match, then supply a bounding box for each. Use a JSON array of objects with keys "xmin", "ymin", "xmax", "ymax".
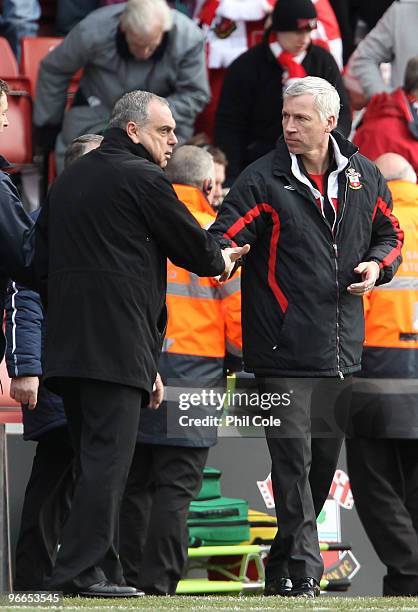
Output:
[{"xmin": 0, "ymin": 0, "xmax": 40, "ymax": 59}]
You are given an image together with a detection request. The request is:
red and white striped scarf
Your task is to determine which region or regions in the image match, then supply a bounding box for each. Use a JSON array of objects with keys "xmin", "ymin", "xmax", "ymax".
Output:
[{"xmin": 269, "ymin": 36, "xmax": 307, "ymax": 86}]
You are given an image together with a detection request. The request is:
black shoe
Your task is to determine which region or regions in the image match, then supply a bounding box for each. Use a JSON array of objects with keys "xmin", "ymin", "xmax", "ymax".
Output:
[
  {"xmin": 78, "ymin": 580, "xmax": 144, "ymax": 598},
  {"xmin": 290, "ymin": 577, "xmax": 320, "ymax": 598},
  {"xmin": 264, "ymin": 577, "xmax": 292, "ymax": 596}
]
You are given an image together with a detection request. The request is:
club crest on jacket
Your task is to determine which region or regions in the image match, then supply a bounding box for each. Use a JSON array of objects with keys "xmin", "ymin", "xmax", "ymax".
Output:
[{"xmin": 346, "ymin": 167, "xmax": 362, "ymax": 190}]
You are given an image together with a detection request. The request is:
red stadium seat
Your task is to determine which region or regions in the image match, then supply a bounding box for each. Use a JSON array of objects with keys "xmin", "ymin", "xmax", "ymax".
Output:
[
  {"xmin": 0, "ymin": 36, "xmax": 19, "ymax": 79},
  {"xmin": 20, "ymin": 36, "xmax": 82, "ymax": 99}
]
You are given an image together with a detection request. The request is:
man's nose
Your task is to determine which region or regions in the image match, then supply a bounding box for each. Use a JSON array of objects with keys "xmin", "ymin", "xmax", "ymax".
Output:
[
  {"xmin": 170, "ymin": 132, "xmax": 178, "ymax": 145},
  {"xmin": 285, "ymin": 118, "xmax": 297, "ymax": 132}
]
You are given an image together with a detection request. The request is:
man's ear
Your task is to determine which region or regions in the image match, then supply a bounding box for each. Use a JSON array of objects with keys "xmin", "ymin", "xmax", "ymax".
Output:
[
  {"xmin": 202, "ymin": 178, "xmax": 213, "ymax": 196},
  {"xmin": 325, "ymin": 115, "xmax": 337, "ymax": 133},
  {"xmin": 126, "ymin": 121, "xmax": 140, "ymax": 144}
]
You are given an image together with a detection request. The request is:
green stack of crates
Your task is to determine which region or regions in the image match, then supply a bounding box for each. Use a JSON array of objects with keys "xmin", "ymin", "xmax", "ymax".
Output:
[{"xmin": 188, "ymin": 467, "xmax": 250, "ymax": 546}]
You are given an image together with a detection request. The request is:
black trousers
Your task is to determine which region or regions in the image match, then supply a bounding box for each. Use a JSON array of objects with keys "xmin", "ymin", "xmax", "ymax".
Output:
[
  {"xmin": 14, "ymin": 427, "xmax": 74, "ymax": 590},
  {"xmin": 347, "ymin": 437, "xmax": 418, "ymax": 596},
  {"xmin": 119, "ymin": 443, "xmax": 209, "ymax": 595},
  {"xmin": 48, "ymin": 378, "xmax": 143, "ymax": 591},
  {"xmin": 259, "ymin": 377, "xmax": 352, "ymax": 583}
]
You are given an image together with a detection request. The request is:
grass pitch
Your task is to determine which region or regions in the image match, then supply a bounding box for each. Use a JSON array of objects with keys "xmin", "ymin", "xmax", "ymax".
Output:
[{"xmin": 2, "ymin": 596, "xmax": 418, "ymax": 612}]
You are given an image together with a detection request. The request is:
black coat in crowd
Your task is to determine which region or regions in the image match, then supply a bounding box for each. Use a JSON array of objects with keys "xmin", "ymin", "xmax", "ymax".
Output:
[
  {"xmin": 35, "ymin": 128, "xmax": 225, "ymax": 398},
  {"xmin": 215, "ymin": 40, "xmax": 352, "ymax": 183}
]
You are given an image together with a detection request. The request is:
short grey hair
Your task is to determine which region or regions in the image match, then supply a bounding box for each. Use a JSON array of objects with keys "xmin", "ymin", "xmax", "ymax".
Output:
[
  {"xmin": 64, "ymin": 133, "xmax": 103, "ymax": 168},
  {"xmin": 165, "ymin": 145, "xmax": 214, "ymax": 189},
  {"xmin": 120, "ymin": 0, "xmax": 172, "ymax": 36},
  {"xmin": 108, "ymin": 90, "xmax": 169, "ymax": 130},
  {"xmin": 284, "ymin": 76, "xmax": 341, "ymax": 122}
]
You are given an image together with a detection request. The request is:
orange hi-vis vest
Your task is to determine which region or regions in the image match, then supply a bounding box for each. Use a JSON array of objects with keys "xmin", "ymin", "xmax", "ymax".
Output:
[
  {"xmin": 362, "ymin": 179, "xmax": 418, "ymax": 378},
  {"xmin": 163, "ymin": 184, "xmax": 242, "ymax": 372}
]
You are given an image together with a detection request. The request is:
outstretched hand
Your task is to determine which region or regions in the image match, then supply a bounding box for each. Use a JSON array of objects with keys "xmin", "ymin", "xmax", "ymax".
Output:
[
  {"xmin": 347, "ymin": 261, "xmax": 380, "ymax": 295},
  {"xmin": 220, "ymin": 244, "xmax": 250, "ymax": 282}
]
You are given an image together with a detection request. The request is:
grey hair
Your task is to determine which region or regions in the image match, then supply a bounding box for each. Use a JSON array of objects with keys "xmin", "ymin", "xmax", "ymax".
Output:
[
  {"xmin": 120, "ymin": 0, "xmax": 172, "ymax": 36},
  {"xmin": 165, "ymin": 145, "xmax": 215, "ymax": 189},
  {"xmin": 284, "ymin": 76, "xmax": 341, "ymax": 122},
  {"xmin": 108, "ymin": 90, "xmax": 169, "ymax": 130},
  {"xmin": 64, "ymin": 133, "xmax": 103, "ymax": 168}
]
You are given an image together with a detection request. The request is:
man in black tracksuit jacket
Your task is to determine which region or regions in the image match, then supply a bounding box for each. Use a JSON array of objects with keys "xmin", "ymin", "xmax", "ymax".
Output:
[
  {"xmin": 214, "ymin": 0, "xmax": 352, "ymax": 184},
  {"xmin": 210, "ymin": 76, "xmax": 403, "ymax": 598}
]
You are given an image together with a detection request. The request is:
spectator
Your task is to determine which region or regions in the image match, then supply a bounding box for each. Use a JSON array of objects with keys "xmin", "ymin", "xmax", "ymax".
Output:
[
  {"xmin": 347, "ymin": 152, "xmax": 418, "ymax": 597},
  {"xmin": 353, "ymin": 57, "xmax": 418, "ymax": 177},
  {"xmin": 187, "ymin": 133, "xmax": 228, "ymax": 209},
  {"xmin": 214, "ymin": 0, "xmax": 351, "ymax": 184},
  {"xmin": 0, "ymin": 76, "xmax": 34, "ymax": 421},
  {"xmin": 33, "ymin": 0, "xmax": 210, "ymax": 171},
  {"xmin": 195, "ymin": 0, "xmax": 342, "ymax": 140},
  {"xmin": 0, "ymin": 78, "xmax": 33, "ymax": 289},
  {"xmin": 5, "ymin": 134, "xmax": 103, "ymax": 593},
  {"xmin": 349, "ymin": 0, "xmax": 418, "ymax": 101},
  {"xmin": 0, "ymin": 1, "xmax": 40, "ymax": 60},
  {"xmin": 208, "ymin": 145, "xmax": 227, "ymax": 209},
  {"xmin": 210, "ymin": 76, "xmax": 403, "ymax": 598},
  {"xmin": 119, "ymin": 144, "xmax": 242, "ymax": 595},
  {"xmin": 33, "ymin": 89, "xmax": 247, "ymax": 597}
]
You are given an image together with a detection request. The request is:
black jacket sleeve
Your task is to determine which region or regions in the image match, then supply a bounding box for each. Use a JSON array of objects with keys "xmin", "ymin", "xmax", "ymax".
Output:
[
  {"xmin": 365, "ymin": 168, "xmax": 403, "ymax": 285},
  {"xmin": 5, "ymin": 281, "xmax": 43, "ymax": 379},
  {"xmin": 141, "ymin": 174, "xmax": 225, "ymax": 277},
  {"xmin": 209, "ymin": 167, "xmax": 269, "ymax": 248}
]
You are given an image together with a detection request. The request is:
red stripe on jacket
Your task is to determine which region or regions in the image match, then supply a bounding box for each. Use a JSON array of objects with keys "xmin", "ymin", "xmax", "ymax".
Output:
[
  {"xmin": 223, "ymin": 203, "xmax": 288, "ymax": 313},
  {"xmin": 373, "ymin": 196, "xmax": 404, "ymax": 268}
]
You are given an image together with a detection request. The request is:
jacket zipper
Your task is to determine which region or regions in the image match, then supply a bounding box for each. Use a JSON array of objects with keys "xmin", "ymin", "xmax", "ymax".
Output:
[
  {"xmin": 333, "ymin": 242, "xmax": 344, "ymax": 379},
  {"xmin": 305, "ymin": 186, "xmax": 347, "ymax": 379},
  {"xmin": 280, "ymin": 151, "xmax": 355, "ymax": 374},
  {"xmin": 333, "ymin": 161, "xmax": 352, "ymax": 379},
  {"xmin": 307, "ymin": 164, "xmax": 350, "ymax": 379}
]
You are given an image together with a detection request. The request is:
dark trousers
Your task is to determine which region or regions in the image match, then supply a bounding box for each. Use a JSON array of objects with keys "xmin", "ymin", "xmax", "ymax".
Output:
[
  {"xmin": 347, "ymin": 437, "xmax": 418, "ymax": 596},
  {"xmin": 14, "ymin": 427, "xmax": 74, "ymax": 590},
  {"xmin": 48, "ymin": 378, "xmax": 143, "ymax": 591},
  {"xmin": 259, "ymin": 377, "xmax": 352, "ymax": 583},
  {"xmin": 119, "ymin": 443, "xmax": 209, "ymax": 595}
]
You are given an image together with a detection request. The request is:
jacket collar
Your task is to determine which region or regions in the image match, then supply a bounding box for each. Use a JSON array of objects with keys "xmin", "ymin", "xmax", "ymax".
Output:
[
  {"xmin": 273, "ymin": 130, "xmax": 358, "ymax": 178},
  {"xmin": 116, "ymin": 25, "xmax": 169, "ymax": 62},
  {"xmin": 173, "ymin": 184, "xmax": 215, "ymax": 219},
  {"xmin": 101, "ymin": 127, "xmax": 156, "ymax": 164}
]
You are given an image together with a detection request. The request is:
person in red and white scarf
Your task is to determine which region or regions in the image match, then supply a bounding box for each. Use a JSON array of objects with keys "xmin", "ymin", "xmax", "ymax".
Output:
[
  {"xmin": 214, "ymin": 0, "xmax": 351, "ymax": 184},
  {"xmin": 194, "ymin": 0, "xmax": 342, "ymax": 138}
]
